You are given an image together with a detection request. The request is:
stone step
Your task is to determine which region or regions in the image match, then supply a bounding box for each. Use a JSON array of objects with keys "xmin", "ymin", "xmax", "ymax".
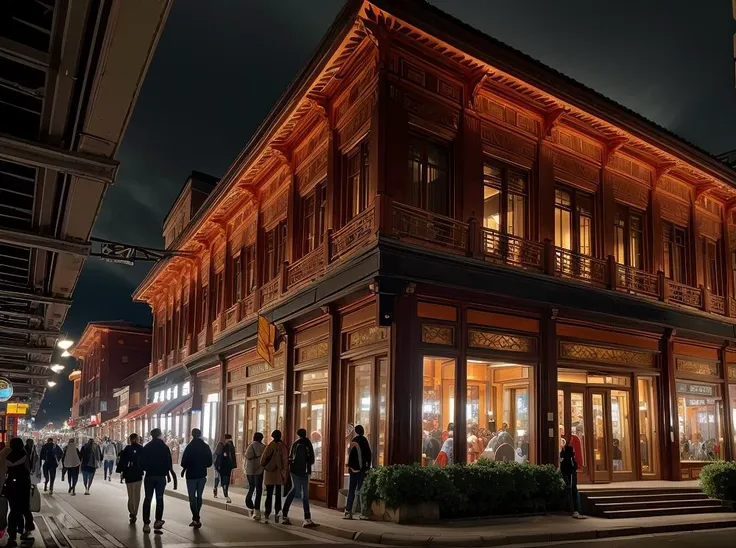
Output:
[
  {"xmin": 580, "ymin": 488, "xmax": 702, "ymax": 497},
  {"xmin": 595, "ymin": 498, "xmax": 722, "ymax": 511},
  {"xmin": 600, "ymin": 505, "xmax": 726, "ymax": 519},
  {"xmin": 585, "ymin": 492, "xmax": 710, "ymax": 504}
]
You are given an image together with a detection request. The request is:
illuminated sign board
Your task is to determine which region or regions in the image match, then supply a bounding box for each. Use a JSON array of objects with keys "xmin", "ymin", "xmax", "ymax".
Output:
[
  {"xmin": 6, "ymin": 403, "xmax": 28, "ymax": 415},
  {"xmin": 676, "ymin": 382, "xmax": 714, "ymax": 397},
  {"xmin": 0, "ymin": 378, "xmax": 13, "ymax": 403}
]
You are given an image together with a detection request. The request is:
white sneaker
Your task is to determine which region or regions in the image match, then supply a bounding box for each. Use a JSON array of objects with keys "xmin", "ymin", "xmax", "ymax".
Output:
[
  {"xmin": 302, "ymin": 519, "xmax": 316, "ymax": 528},
  {"xmin": 356, "ymin": 514, "xmax": 369, "ymax": 520},
  {"xmin": 572, "ymin": 512, "xmax": 587, "ymax": 519}
]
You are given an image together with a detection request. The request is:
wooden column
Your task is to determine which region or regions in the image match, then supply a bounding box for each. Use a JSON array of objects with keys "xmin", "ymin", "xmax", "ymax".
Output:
[
  {"xmin": 206, "ymin": 244, "xmax": 214, "ymax": 345},
  {"xmin": 325, "ymin": 305, "xmax": 341, "ymax": 509},
  {"xmin": 224, "ymin": 225, "xmax": 232, "ymax": 311},
  {"xmin": 660, "ymin": 329, "xmax": 680, "ymax": 480},
  {"xmin": 369, "ymin": 40, "xmax": 390, "ymax": 199},
  {"xmin": 720, "ymin": 213, "xmax": 732, "ymax": 315},
  {"xmin": 188, "ymin": 266, "xmax": 198, "ymax": 355},
  {"xmin": 691, "ymin": 201, "xmax": 704, "ymax": 287},
  {"xmin": 460, "ymin": 109, "xmax": 483, "ymax": 223},
  {"xmin": 538, "ymin": 309, "xmax": 558, "ymax": 466},
  {"xmin": 601, "ymin": 168, "xmax": 616, "ymax": 258},
  {"xmin": 254, "ymin": 210, "xmax": 263, "ymax": 311},
  {"xmin": 538, "ymin": 142, "xmax": 556, "ymax": 244},
  {"xmin": 285, "ymin": 166, "xmax": 297, "ymax": 266},
  {"xmin": 326, "ymin": 125, "xmax": 340, "ymax": 232},
  {"xmin": 720, "ymin": 347, "xmax": 734, "ymax": 462},
  {"xmin": 283, "ymin": 327, "xmax": 295, "ymax": 444},
  {"xmin": 650, "ymin": 188, "xmax": 664, "ymax": 275},
  {"xmin": 219, "ymin": 354, "xmax": 227, "ymax": 442},
  {"xmin": 455, "ymin": 305, "xmax": 468, "ymax": 463}
]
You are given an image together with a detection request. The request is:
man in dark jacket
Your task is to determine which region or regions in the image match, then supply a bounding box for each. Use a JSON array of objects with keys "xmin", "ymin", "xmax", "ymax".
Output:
[
  {"xmin": 281, "ymin": 429, "xmax": 316, "ymax": 527},
  {"xmin": 40, "ymin": 437, "xmax": 60, "ymax": 494},
  {"xmin": 344, "ymin": 424, "xmax": 372, "ymax": 520},
  {"xmin": 180, "ymin": 428, "xmax": 213, "ymax": 528},
  {"xmin": 140, "ymin": 428, "xmax": 177, "ymax": 534},
  {"xmin": 117, "ymin": 433, "xmax": 144, "ymax": 523},
  {"xmin": 214, "ymin": 434, "xmax": 236, "ymax": 503}
]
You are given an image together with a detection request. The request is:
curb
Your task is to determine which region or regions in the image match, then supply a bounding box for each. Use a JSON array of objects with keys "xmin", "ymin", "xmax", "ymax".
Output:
[{"xmin": 162, "ymin": 489, "xmax": 736, "ymax": 546}]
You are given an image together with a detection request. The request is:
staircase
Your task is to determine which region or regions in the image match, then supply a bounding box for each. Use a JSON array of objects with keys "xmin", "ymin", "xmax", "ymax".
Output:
[{"xmin": 580, "ymin": 487, "xmax": 730, "ymax": 518}]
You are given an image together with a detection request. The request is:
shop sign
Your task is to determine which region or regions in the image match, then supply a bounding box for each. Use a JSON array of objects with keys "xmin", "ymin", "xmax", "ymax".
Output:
[
  {"xmin": 676, "ymin": 381, "xmax": 714, "ymax": 397},
  {"xmin": 0, "ymin": 378, "xmax": 13, "ymax": 403},
  {"xmin": 6, "ymin": 403, "xmax": 28, "ymax": 415}
]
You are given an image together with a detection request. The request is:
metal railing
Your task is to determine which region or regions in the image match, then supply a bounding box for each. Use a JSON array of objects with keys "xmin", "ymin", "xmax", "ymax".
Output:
[{"xmin": 392, "ymin": 202, "xmax": 468, "ymax": 253}]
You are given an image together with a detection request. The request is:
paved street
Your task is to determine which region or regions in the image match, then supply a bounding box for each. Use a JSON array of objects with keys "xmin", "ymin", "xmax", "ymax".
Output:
[{"xmin": 540, "ymin": 528, "xmax": 736, "ymax": 547}]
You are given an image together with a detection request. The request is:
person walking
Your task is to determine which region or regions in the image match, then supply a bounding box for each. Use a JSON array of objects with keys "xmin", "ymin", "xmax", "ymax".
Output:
[
  {"xmin": 140, "ymin": 428, "xmax": 177, "ymax": 534},
  {"xmin": 560, "ymin": 443, "xmax": 586, "ymax": 519},
  {"xmin": 215, "ymin": 434, "xmax": 236, "ymax": 504},
  {"xmin": 39, "ymin": 438, "xmax": 60, "ymax": 494},
  {"xmin": 80, "ymin": 438, "xmax": 101, "ymax": 495},
  {"xmin": 244, "ymin": 433, "xmax": 265, "ymax": 521},
  {"xmin": 62, "ymin": 439, "xmax": 81, "ymax": 495},
  {"xmin": 180, "ymin": 428, "xmax": 213, "ymax": 528},
  {"xmin": 259, "ymin": 430, "xmax": 288, "ymax": 524},
  {"xmin": 212, "ymin": 441, "xmax": 223, "ymax": 498},
  {"xmin": 281, "ymin": 429, "xmax": 316, "ymax": 527},
  {"xmin": 102, "ymin": 438, "xmax": 117, "ymax": 481},
  {"xmin": 344, "ymin": 424, "xmax": 372, "ymax": 520},
  {"xmin": 24, "ymin": 439, "xmax": 41, "ymax": 487},
  {"xmin": 3, "ymin": 438, "xmax": 34, "ymax": 547},
  {"xmin": 117, "ymin": 433, "xmax": 144, "ymax": 524}
]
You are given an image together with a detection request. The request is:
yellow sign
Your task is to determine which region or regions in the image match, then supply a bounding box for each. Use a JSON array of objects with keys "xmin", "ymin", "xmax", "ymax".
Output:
[
  {"xmin": 6, "ymin": 403, "xmax": 28, "ymax": 415},
  {"xmin": 257, "ymin": 315, "xmax": 276, "ymax": 366}
]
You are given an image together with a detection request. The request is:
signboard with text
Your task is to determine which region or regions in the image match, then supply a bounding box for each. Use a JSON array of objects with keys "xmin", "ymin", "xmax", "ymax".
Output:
[
  {"xmin": 0, "ymin": 378, "xmax": 13, "ymax": 403},
  {"xmin": 676, "ymin": 381, "xmax": 714, "ymax": 397}
]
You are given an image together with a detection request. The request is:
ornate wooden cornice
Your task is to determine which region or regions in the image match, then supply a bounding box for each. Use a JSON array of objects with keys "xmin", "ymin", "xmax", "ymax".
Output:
[
  {"xmin": 602, "ymin": 136, "xmax": 628, "ymax": 166},
  {"xmin": 542, "ymin": 107, "xmax": 566, "ymax": 139}
]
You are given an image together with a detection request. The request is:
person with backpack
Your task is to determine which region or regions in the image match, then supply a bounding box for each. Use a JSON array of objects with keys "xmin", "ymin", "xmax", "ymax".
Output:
[
  {"xmin": 214, "ymin": 434, "xmax": 236, "ymax": 504},
  {"xmin": 62, "ymin": 439, "xmax": 81, "ymax": 495},
  {"xmin": 344, "ymin": 424, "xmax": 371, "ymax": 520},
  {"xmin": 280, "ymin": 429, "xmax": 317, "ymax": 527},
  {"xmin": 259, "ymin": 430, "xmax": 288, "ymax": 524},
  {"xmin": 117, "ymin": 433, "xmax": 144, "ymax": 524},
  {"xmin": 39, "ymin": 438, "xmax": 60, "ymax": 494},
  {"xmin": 243, "ymin": 433, "xmax": 265, "ymax": 521},
  {"xmin": 180, "ymin": 428, "xmax": 213, "ymax": 528},
  {"xmin": 560, "ymin": 442, "xmax": 586, "ymax": 519}
]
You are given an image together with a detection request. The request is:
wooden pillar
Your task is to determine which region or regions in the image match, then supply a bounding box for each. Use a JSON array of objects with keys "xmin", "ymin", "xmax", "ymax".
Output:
[
  {"xmin": 660, "ymin": 329, "xmax": 680, "ymax": 480},
  {"xmin": 720, "ymin": 347, "xmax": 734, "ymax": 462},
  {"xmin": 326, "ymin": 124, "xmax": 340, "ymax": 232},
  {"xmin": 538, "ymin": 142, "xmax": 556, "ymax": 244},
  {"xmin": 285, "ymin": 165, "xmax": 297, "ymax": 266},
  {"xmin": 219, "ymin": 354, "xmax": 227, "ymax": 442},
  {"xmin": 601, "ymin": 169, "xmax": 616, "ymax": 258},
  {"xmin": 691, "ymin": 201, "xmax": 704, "ymax": 287},
  {"xmin": 369, "ymin": 41, "xmax": 390, "ymax": 199},
  {"xmin": 206, "ymin": 244, "xmax": 214, "ymax": 345},
  {"xmin": 325, "ymin": 305, "xmax": 341, "ymax": 509},
  {"xmin": 460, "ymin": 109, "xmax": 482, "ymax": 223},
  {"xmin": 538, "ymin": 309, "xmax": 558, "ymax": 466},
  {"xmin": 188, "ymin": 266, "xmax": 198, "ymax": 355},
  {"xmin": 224, "ymin": 225, "xmax": 232, "ymax": 310},
  {"xmin": 283, "ymin": 327, "xmax": 295, "ymax": 444},
  {"xmin": 455, "ymin": 305, "xmax": 468, "ymax": 463},
  {"xmin": 650, "ymin": 188, "xmax": 664, "ymax": 275},
  {"xmin": 254, "ymin": 210, "xmax": 263, "ymax": 311}
]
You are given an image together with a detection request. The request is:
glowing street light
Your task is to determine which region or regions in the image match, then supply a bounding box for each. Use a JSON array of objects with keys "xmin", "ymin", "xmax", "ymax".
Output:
[
  {"xmin": 61, "ymin": 350, "xmax": 71, "ymax": 358},
  {"xmin": 47, "ymin": 381, "xmax": 57, "ymax": 387},
  {"xmin": 50, "ymin": 364, "xmax": 65, "ymax": 374},
  {"xmin": 57, "ymin": 339, "xmax": 74, "ymax": 351}
]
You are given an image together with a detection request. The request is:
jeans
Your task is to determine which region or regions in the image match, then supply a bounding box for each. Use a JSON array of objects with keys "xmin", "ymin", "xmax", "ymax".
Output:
[
  {"xmin": 282, "ymin": 474, "xmax": 310, "ymax": 520},
  {"xmin": 220, "ymin": 472, "xmax": 231, "ymax": 498},
  {"xmin": 67, "ymin": 467, "xmax": 79, "ymax": 490},
  {"xmin": 126, "ymin": 480, "xmax": 142, "ymax": 517},
  {"xmin": 186, "ymin": 478, "xmax": 206, "ymax": 520},
  {"xmin": 245, "ymin": 475, "xmax": 263, "ymax": 511},
  {"xmin": 82, "ymin": 467, "xmax": 96, "ymax": 489},
  {"xmin": 7, "ymin": 491, "xmax": 32, "ymax": 539},
  {"xmin": 563, "ymin": 472, "xmax": 581, "ymax": 514},
  {"xmin": 142, "ymin": 476, "xmax": 167, "ymax": 524},
  {"xmin": 104, "ymin": 459, "xmax": 115, "ymax": 479},
  {"xmin": 346, "ymin": 470, "xmax": 364, "ymax": 515},
  {"xmin": 43, "ymin": 464, "xmax": 57, "ymax": 489},
  {"xmin": 264, "ymin": 484, "xmax": 282, "ymax": 517}
]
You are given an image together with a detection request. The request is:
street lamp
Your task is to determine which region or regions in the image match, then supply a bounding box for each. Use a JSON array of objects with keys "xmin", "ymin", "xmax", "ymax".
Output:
[
  {"xmin": 47, "ymin": 381, "xmax": 57, "ymax": 387},
  {"xmin": 50, "ymin": 364, "xmax": 65, "ymax": 373},
  {"xmin": 57, "ymin": 339, "xmax": 74, "ymax": 350}
]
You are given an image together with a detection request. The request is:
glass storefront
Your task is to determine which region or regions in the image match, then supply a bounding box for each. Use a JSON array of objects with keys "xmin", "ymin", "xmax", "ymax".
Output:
[
  {"xmin": 421, "ymin": 357, "xmax": 456, "ymax": 466},
  {"xmin": 730, "ymin": 384, "xmax": 736, "ymax": 455},
  {"xmin": 346, "ymin": 357, "xmax": 388, "ymax": 467},
  {"xmin": 677, "ymin": 381, "xmax": 723, "ymax": 462},
  {"xmin": 297, "ymin": 369, "xmax": 328, "ymax": 481},
  {"xmin": 637, "ymin": 377, "xmax": 658, "ymax": 476}
]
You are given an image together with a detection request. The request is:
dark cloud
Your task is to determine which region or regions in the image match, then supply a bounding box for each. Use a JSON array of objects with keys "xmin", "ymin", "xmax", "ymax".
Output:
[{"xmin": 43, "ymin": 0, "xmax": 736, "ymax": 423}]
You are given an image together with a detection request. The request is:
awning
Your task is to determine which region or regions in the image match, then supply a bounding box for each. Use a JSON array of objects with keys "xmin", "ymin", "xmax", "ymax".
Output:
[
  {"xmin": 154, "ymin": 395, "xmax": 191, "ymax": 417},
  {"xmin": 118, "ymin": 401, "xmax": 163, "ymax": 422}
]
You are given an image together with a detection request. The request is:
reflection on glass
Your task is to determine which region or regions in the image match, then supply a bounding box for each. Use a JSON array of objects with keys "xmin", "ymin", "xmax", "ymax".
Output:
[
  {"xmin": 422, "ymin": 357, "xmax": 456, "ymax": 466},
  {"xmin": 299, "ymin": 387, "xmax": 326, "ymax": 481},
  {"xmin": 592, "ymin": 393, "xmax": 606, "ymax": 472},
  {"xmin": 558, "ymin": 390, "xmax": 566, "ymax": 450},
  {"xmin": 570, "ymin": 392, "xmax": 586, "ymax": 473},
  {"xmin": 610, "ymin": 390, "xmax": 632, "ymax": 472},
  {"xmin": 378, "ymin": 359, "xmax": 388, "ymax": 466},
  {"xmin": 730, "ymin": 385, "xmax": 736, "ymax": 457},
  {"xmin": 353, "ymin": 363, "xmax": 372, "ymax": 437},
  {"xmin": 638, "ymin": 377, "xmax": 658, "ymax": 475},
  {"xmin": 678, "ymin": 395, "xmax": 723, "ymax": 462}
]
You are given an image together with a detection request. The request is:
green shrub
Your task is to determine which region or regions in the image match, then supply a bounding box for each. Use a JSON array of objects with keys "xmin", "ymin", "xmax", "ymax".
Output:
[
  {"xmin": 363, "ymin": 460, "xmax": 565, "ymax": 519},
  {"xmin": 700, "ymin": 461, "xmax": 736, "ymax": 501}
]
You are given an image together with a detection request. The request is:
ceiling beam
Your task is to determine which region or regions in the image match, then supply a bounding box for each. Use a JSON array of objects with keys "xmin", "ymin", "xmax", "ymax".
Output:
[
  {"xmin": 0, "ymin": 358, "xmax": 51, "ymax": 368},
  {"xmin": 0, "ymin": 36, "xmax": 49, "ymax": 69},
  {"xmin": 0, "ymin": 343, "xmax": 54, "ymax": 355},
  {"xmin": 0, "ymin": 287, "xmax": 71, "ymax": 305},
  {"xmin": 0, "ymin": 310, "xmax": 44, "ymax": 322},
  {"xmin": 0, "ymin": 227, "xmax": 90, "ymax": 257},
  {"xmin": 0, "ymin": 324, "xmax": 59, "ymax": 337},
  {"xmin": 0, "ymin": 133, "xmax": 118, "ymax": 185},
  {"xmin": 0, "ymin": 369, "xmax": 50, "ymax": 379}
]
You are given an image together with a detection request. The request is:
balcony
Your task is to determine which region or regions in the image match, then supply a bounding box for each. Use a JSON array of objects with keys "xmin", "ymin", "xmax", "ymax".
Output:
[
  {"xmin": 260, "ymin": 278, "xmax": 280, "ymax": 308},
  {"xmin": 554, "ymin": 248, "xmax": 607, "ymax": 287},
  {"xmin": 614, "ymin": 263, "xmax": 660, "ymax": 299},
  {"xmin": 482, "ymin": 227, "xmax": 544, "ymax": 271},
  {"xmin": 287, "ymin": 244, "xmax": 325, "ymax": 291},
  {"xmin": 225, "ymin": 303, "xmax": 240, "ymax": 329},
  {"xmin": 330, "ymin": 203, "xmax": 376, "ymax": 262},
  {"xmin": 392, "ymin": 202, "xmax": 468, "ymax": 254},
  {"xmin": 197, "ymin": 329, "xmax": 206, "ymax": 352}
]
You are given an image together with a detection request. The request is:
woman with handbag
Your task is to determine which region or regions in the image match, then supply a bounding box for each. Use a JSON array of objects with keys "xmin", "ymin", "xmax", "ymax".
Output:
[
  {"xmin": 4, "ymin": 438, "xmax": 34, "ymax": 547},
  {"xmin": 259, "ymin": 430, "xmax": 288, "ymax": 524}
]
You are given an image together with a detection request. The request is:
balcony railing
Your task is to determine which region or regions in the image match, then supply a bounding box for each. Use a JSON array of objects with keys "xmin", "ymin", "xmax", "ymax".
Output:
[
  {"xmin": 330, "ymin": 203, "xmax": 376, "ymax": 262},
  {"xmin": 615, "ymin": 263, "xmax": 660, "ymax": 299},
  {"xmin": 708, "ymin": 293, "xmax": 726, "ymax": 316},
  {"xmin": 179, "ymin": 345, "xmax": 189, "ymax": 362},
  {"xmin": 197, "ymin": 329, "xmax": 206, "ymax": 352},
  {"xmin": 554, "ymin": 248, "xmax": 607, "ymax": 287},
  {"xmin": 225, "ymin": 303, "xmax": 239, "ymax": 329},
  {"xmin": 287, "ymin": 244, "xmax": 325, "ymax": 290},
  {"xmin": 392, "ymin": 202, "xmax": 468, "ymax": 253},
  {"xmin": 260, "ymin": 278, "xmax": 280, "ymax": 308},
  {"xmin": 243, "ymin": 293, "xmax": 256, "ymax": 318},
  {"xmin": 481, "ymin": 228, "xmax": 544, "ymax": 270},
  {"xmin": 212, "ymin": 316, "xmax": 222, "ymax": 338},
  {"xmin": 667, "ymin": 280, "xmax": 703, "ymax": 309}
]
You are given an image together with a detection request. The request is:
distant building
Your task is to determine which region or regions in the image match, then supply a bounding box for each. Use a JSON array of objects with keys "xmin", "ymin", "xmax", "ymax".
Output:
[{"xmin": 102, "ymin": 366, "xmax": 148, "ymax": 442}]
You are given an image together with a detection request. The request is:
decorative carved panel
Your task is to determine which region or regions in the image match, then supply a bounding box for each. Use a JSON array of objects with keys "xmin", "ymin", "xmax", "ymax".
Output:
[
  {"xmin": 608, "ymin": 153, "xmax": 651, "ymax": 185},
  {"xmin": 247, "ymin": 361, "xmax": 271, "ymax": 378},
  {"xmin": 335, "ymin": 64, "xmax": 376, "ymax": 125},
  {"xmin": 345, "ymin": 326, "xmax": 389, "ymax": 351},
  {"xmin": 728, "ymin": 365, "xmax": 736, "ymax": 381},
  {"xmin": 338, "ymin": 94, "xmax": 372, "ymax": 148},
  {"xmin": 696, "ymin": 195, "xmax": 721, "ymax": 217},
  {"xmin": 396, "ymin": 57, "xmax": 462, "ymax": 104},
  {"xmin": 552, "ymin": 150, "xmax": 599, "ymax": 183},
  {"xmin": 659, "ymin": 195, "xmax": 690, "ymax": 225},
  {"xmin": 403, "ymin": 94, "xmax": 459, "ymax": 132},
  {"xmin": 559, "ymin": 342, "xmax": 654, "ymax": 367},
  {"xmin": 475, "ymin": 94, "xmax": 539, "ymax": 136},
  {"xmin": 421, "ymin": 324, "xmax": 455, "ymax": 346},
  {"xmin": 261, "ymin": 189, "xmax": 289, "ymax": 228},
  {"xmin": 551, "ymin": 128, "xmax": 602, "ymax": 164},
  {"xmin": 259, "ymin": 167, "xmax": 290, "ymax": 206},
  {"xmin": 296, "ymin": 146, "xmax": 328, "ymax": 195},
  {"xmin": 608, "ymin": 172, "xmax": 649, "ymax": 209},
  {"xmin": 296, "ymin": 340, "xmax": 329, "ymax": 363},
  {"xmin": 293, "ymin": 124, "xmax": 329, "ymax": 169},
  {"xmin": 468, "ymin": 330, "xmax": 535, "ymax": 353},
  {"xmin": 696, "ymin": 211, "xmax": 721, "ymax": 240},
  {"xmin": 481, "ymin": 124, "xmax": 536, "ymax": 161},
  {"xmin": 659, "ymin": 176, "xmax": 691, "ymax": 202},
  {"xmin": 273, "ymin": 351, "xmax": 285, "ymax": 369},
  {"xmin": 676, "ymin": 358, "xmax": 719, "ymax": 378}
]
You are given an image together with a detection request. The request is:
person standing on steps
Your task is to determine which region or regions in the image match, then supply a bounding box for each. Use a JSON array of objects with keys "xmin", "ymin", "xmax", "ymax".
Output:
[
  {"xmin": 117, "ymin": 433, "xmax": 144, "ymax": 524},
  {"xmin": 102, "ymin": 438, "xmax": 117, "ymax": 481},
  {"xmin": 344, "ymin": 424, "xmax": 372, "ymax": 520},
  {"xmin": 244, "ymin": 433, "xmax": 265, "ymax": 521},
  {"xmin": 215, "ymin": 434, "xmax": 236, "ymax": 504},
  {"xmin": 39, "ymin": 438, "xmax": 60, "ymax": 494},
  {"xmin": 140, "ymin": 428, "xmax": 177, "ymax": 534},
  {"xmin": 180, "ymin": 428, "xmax": 212, "ymax": 528},
  {"xmin": 560, "ymin": 442, "xmax": 586, "ymax": 519},
  {"xmin": 281, "ymin": 428, "xmax": 317, "ymax": 528},
  {"xmin": 80, "ymin": 438, "xmax": 101, "ymax": 495},
  {"xmin": 260, "ymin": 430, "xmax": 288, "ymax": 524},
  {"xmin": 62, "ymin": 439, "xmax": 81, "ymax": 495}
]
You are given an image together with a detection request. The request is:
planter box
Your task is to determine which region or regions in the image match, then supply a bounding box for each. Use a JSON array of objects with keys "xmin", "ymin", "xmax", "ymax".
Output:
[{"xmin": 370, "ymin": 500, "xmax": 440, "ymax": 523}]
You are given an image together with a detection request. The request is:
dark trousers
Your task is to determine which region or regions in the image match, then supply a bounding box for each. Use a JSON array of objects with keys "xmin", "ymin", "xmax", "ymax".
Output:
[
  {"xmin": 82, "ymin": 466, "xmax": 96, "ymax": 488},
  {"xmin": 142, "ymin": 476, "xmax": 166, "ymax": 524},
  {"xmin": 282, "ymin": 474, "xmax": 310, "ymax": 520},
  {"xmin": 346, "ymin": 470, "xmax": 364, "ymax": 514},
  {"xmin": 7, "ymin": 491, "xmax": 33, "ymax": 539},
  {"xmin": 220, "ymin": 472, "xmax": 231, "ymax": 497},
  {"xmin": 43, "ymin": 464, "xmax": 57, "ymax": 489},
  {"xmin": 264, "ymin": 484, "xmax": 282, "ymax": 517},
  {"xmin": 103, "ymin": 459, "xmax": 115, "ymax": 479},
  {"xmin": 245, "ymin": 474, "xmax": 263, "ymax": 511},
  {"xmin": 67, "ymin": 467, "xmax": 79, "ymax": 490},
  {"xmin": 563, "ymin": 472, "xmax": 581, "ymax": 514},
  {"xmin": 186, "ymin": 477, "xmax": 206, "ymax": 520}
]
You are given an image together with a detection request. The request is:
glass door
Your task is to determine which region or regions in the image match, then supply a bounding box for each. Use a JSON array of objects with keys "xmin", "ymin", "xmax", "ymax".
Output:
[
  {"xmin": 637, "ymin": 377, "xmax": 660, "ymax": 478},
  {"xmin": 610, "ymin": 390, "xmax": 635, "ymax": 480},
  {"xmin": 590, "ymin": 390, "xmax": 611, "ymax": 482},
  {"xmin": 558, "ymin": 386, "xmax": 590, "ymax": 483}
]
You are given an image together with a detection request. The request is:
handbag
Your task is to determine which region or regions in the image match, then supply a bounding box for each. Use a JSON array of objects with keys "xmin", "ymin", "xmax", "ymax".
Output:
[{"xmin": 30, "ymin": 485, "xmax": 40, "ymax": 513}]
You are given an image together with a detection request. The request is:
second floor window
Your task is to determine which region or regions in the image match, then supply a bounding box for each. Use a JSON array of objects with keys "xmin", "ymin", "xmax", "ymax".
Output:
[
  {"xmin": 265, "ymin": 221, "xmax": 287, "ymax": 282},
  {"xmin": 232, "ymin": 254, "xmax": 242, "ymax": 305},
  {"xmin": 156, "ymin": 324, "xmax": 164, "ymax": 358},
  {"xmin": 345, "ymin": 140, "xmax": 369, "ymax": 223},
  {"xmin": 213, "ymin": 271, "xmax": 224, "ymax": 318},
  {"xmin": 614, "ymin": 205, "xmax": 645, "ymax": 270},
  {"xmin": 663, "ymin": 223, "xmax": 688, "ymax": 284},
  {"xmin": 703, "ymin": 238, "xmax": 723, "ymax": 296},
  {"xmin": 199, "ymin": 285, "xmax": 208, "ymax": 331},
  {"xmin": 483, "ymin": 161, "xmax": 527, "ymax": 238},
  {"xmin": 408, "ymin": 135, "xmax": 451, "ymax": 217},
  {"xmin": 180, "ymin": 302, "xmax": 188, "ymax": 346},
  {"xmin": 245, "ymin": 245, "xmax": 256, "ymax": 294},
  {"xmin": 554, "ymin": 186, "xmax": 593, "ymax": 256},
  {"xmin": 301, "ymin": 182, "xmax": 327, "ymax": 256}
]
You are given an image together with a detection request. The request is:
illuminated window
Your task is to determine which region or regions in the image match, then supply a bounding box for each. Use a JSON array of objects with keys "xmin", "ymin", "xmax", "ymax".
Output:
[
  {"xmin": 614, "ymin": 205, "xmax": 645, "ymax": 269},
  {"xmin": 245, "ymin": 245, "xmax": 256, "ymax": 294},
  {"xmin": 345, "ymin": 140, "xmax": 370, "ymax": 223},
  {"xmin": 483, "ymin": 161, "xmax": 527, "ymax": 238},
  {"xmin": 663, "ymin": 222, "xmax": 688, "ymax": 284},
  {"xmin": 703, "ymin": 238, "xmax": 723, "ymax": 296},
  {"xmin": 301, "ymin": 182, "xmax": 327, "ymax": 256},
  {"xmin": 182, "ymin": 381, "xmax": 191, "ymax": 396},
  {"xmin": 264, "ymin": 221, "xmax": 287, "ymax": 282},
  {"xmin": 421, "ymin": 357, "xmax": 456, "ymax": 466},
  {"xmin": 199, "ymin": 285, "xmax": 208, "ymax": 331},
  {"xmin": 231, "ymin": 254, "xmax": 242, "ymax": 305},
  {"xmin": 409, "ymin": 135, "xmax": 451, "ymax": 217},
  {"xmin": 297, "ymin": 370, "xmax": 328, "ymax": 480},
  {"xmin": 677, "ymin": 383, "xmax": 723, "ymax": 462},
  {"xmin": 554, "ymin": 186, "xmax": 594, "ymax": 255}
]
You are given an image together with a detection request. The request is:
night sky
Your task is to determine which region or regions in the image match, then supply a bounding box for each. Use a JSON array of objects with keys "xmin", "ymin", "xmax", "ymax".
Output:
[{"xmin": 40, "ymin": 0, "xmax": 736, "ymax": 424}]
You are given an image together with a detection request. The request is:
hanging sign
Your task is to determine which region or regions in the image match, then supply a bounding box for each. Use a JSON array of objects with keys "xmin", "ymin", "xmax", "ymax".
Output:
[{"xmin": 0, "ymin": 378, "xmax": 13, "ymax": 403}]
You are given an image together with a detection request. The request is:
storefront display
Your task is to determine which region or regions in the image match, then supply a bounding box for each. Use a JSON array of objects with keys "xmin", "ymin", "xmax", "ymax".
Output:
[
  {"xmin": 676, "ymin": 381, "xmax": 723, "ymax": 462},
  {"xmin": 421, "ymin": 357, "xmax": 456, "ymax": 466}
]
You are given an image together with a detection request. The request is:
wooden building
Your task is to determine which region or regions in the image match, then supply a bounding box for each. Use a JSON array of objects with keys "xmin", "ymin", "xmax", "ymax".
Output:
[{"xmin": 134, "ymin": 0, "xmax": 736, "ymax": 504}]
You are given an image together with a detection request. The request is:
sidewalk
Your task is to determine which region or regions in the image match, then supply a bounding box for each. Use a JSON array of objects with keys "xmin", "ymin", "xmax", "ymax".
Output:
[{"xmin": 152, "ymin": 470, "xmax": 736, "ymax": 547}]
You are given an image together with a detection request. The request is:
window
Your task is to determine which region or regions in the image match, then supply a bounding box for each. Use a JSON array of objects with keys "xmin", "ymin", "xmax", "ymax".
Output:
[
  {"xmin": 199, "ymin": 285, "xmax": 208, "ymax": 331},
  {"xmin": 345, "ymin": 140, "xmax": 369, "ymax": 222},
  {"xmin": 213, "ymin": 271, "xmax": 224, "ymax": 319},
  {"xmin": 182, "ymin": 381, "xmax": 191, "ymax": 396},
  {"xmin": 165, "ymin": 315, "xmax": 172, "ymax": 354},
  {"xmin": 421, "ymin": 357, "xmax": 456, "ymax": 466},
  {"xmin": 703, "ymin": 238, "xmax": 723, "ymax": 296},
  {"xmin": 409, "ymin": 135, "xmax": 451, "ymax": 217},
  {"xmin": 264, "ymin": 221, "xmax": 287, "ymax": 282},
  {"xmin": 677, "ymin": 385, "xmax": 723, "ymax": 462},
  {"xmin": 156, "ymin": 324, "xmax": 164, "ymax": 358},
  {"xmin": 554, "ymin": 186, "xmax": 593, "ymax": 255},
  {"xmin": 180, "ymin": 302, "xmax": 188, "ymax": 346},
  {"xmin": 231, "ymin": 255, "xmax": 242, "ymax": 305},
  {"xmin": 245, "ymin": 245, "xmax": 256, "ymax": 294},
  {"xmin": 483, "ymin": 161, "xmax": 527, "ymax": 238},
  {"xmin": 614, "ymin": 205, "xmax": 645, "ymax": 269},
  {"xmin": 301, "ymin": 182, "xmax": 327, "ymax": 256},
  {"xmin": 663, "ymin": 223, "xmax": 688, "ymax": 284},
  {"xmin": 297, "ymin": 369, "xmax": 328, "ymax": 480}
]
